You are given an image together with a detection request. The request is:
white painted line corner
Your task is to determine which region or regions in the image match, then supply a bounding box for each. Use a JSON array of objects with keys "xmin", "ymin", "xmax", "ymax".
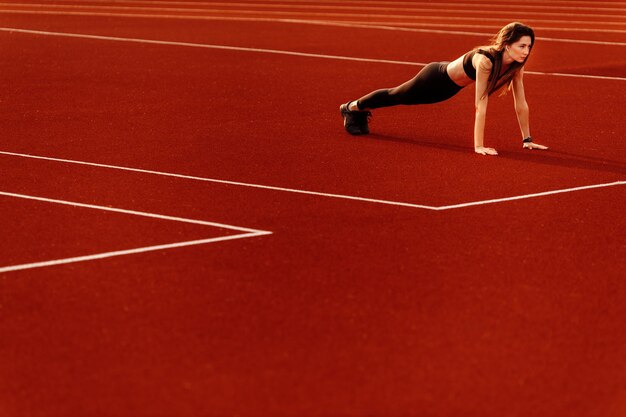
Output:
[
  {"xmin": 2, "ymin": 150, "xmax": 625, "ymax": 212},
  {"xmin": 0, "ymin": 191, "xmax": 272, "ymax": 274}
]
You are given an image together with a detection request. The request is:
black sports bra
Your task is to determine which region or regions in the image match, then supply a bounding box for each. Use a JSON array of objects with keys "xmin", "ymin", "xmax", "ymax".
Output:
[{"xmin": 462, "ymin": 49, "xmax": 495, "ymax": 81}]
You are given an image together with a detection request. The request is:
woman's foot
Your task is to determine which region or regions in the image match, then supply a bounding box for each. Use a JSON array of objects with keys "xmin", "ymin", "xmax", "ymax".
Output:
[{"xmin": 340, "ymin": 102, "xmax": 371, "ymax": 135}]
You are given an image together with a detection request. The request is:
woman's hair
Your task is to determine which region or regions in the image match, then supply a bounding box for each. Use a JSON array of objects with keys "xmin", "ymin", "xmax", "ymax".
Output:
[{"xmin": 478, "ymin": 22, "xmax": 535, "ymax": 97}]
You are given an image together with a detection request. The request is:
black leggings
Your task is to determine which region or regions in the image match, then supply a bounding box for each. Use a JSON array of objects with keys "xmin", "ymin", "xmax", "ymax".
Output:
[{"xmin": 357, "ymin": 62, "xmax": 464, "ymax": 110}]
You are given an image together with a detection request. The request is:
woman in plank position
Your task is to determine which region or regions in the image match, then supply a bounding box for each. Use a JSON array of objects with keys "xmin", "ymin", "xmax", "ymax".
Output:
[{"xmin": 340, "ymin": 22, "xmax": 548, "ymax": 156}]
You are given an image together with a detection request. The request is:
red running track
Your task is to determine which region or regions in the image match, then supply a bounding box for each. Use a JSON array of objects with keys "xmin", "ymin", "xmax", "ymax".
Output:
[{"xmin": 0, "ymin": 2, "xmax": 625, "ymax": 416}]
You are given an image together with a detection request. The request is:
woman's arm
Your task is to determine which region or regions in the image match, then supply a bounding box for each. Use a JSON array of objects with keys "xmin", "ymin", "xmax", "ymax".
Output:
[
  {"xmin": 512, "ymin": 68, "xmax": 548, "ymax": 150},
  {"xmin": 512, "ymin": 68, "xmax": 531, "ymax": 138},
  {"xmin": 474, "ymin": 56, "xmax": 498, "ymax": 155}
]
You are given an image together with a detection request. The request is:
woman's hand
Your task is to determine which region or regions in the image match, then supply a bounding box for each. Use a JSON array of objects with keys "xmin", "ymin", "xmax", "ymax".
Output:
[
  {"xmin": 475, "ymin": 146, "xmax": 498, "ymax": 156},
  {"xmin": 523, "ymin": 142, "xmax": 548, "ymax": 150}
]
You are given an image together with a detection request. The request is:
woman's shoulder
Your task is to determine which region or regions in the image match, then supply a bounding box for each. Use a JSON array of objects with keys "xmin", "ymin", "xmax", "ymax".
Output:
[
  {"xmin": 468, "ymin": 47, "xmax": 494, "ymax": 70},
  {"xmin": 474, "ymin": 52, "xmax": 493, "ymax": 72},
  {"xmin": 475, "ymin": 48, "xmax": 495, "ymax": 59}
]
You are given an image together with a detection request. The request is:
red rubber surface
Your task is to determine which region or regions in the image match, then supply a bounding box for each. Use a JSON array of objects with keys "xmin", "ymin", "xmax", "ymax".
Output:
[{"xmin": 1, "ymin": 1, "xmax": 625, "ymax": 416}]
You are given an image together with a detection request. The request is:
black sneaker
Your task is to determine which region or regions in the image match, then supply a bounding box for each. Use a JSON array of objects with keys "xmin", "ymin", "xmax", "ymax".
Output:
[{"xmin": 340, "ymin": 102, "xmax": 371, "ymax": 135}]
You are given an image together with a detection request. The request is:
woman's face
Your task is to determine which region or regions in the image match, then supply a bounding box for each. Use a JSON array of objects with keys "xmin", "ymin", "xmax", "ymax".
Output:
[{"xmin": 507, "ymin": 35, "xmax": 533, "ymax": 63}]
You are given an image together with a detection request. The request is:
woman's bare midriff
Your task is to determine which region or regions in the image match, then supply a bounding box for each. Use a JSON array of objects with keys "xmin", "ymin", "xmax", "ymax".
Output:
[{"xmin": 446, "ymin": 55, "xmax": 475, "ymax": 87}]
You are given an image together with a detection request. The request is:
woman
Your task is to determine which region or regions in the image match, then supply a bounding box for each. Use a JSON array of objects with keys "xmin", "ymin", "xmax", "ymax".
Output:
[{"xmin": 340, "ymin": 22, "xmax": 548, "ymax": 156}]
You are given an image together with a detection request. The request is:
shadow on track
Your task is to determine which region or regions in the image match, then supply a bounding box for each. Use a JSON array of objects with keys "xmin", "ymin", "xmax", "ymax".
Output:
[
  {"xmin": 368, "ymin": 133, "xmax": 471, "ymax": 154},
  {"xmin": 499, "ymin": 149, "xmax": 626, "ymax": 176},
  {"xmin": 367, "ymin": 133, "xmax": 626, "ymax": 176}
]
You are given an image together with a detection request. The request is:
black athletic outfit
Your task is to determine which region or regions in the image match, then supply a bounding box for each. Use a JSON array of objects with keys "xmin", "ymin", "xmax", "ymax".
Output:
[{"xmin": 356, "ymin": 49, "xmax": 494, "ymax": 110}]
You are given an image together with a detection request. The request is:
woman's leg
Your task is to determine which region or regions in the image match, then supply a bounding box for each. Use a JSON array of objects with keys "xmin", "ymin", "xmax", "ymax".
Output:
[
  {"xmin": 341, "ymin": 62, "xmax": 462, "ymax": 134},
  {"xmin": 354, "ymin": 72, "xmax": 431, "ymax": 110},
  {"xmin": 357, "ymin": 63, "xmax": 462, "ymax": 110}
]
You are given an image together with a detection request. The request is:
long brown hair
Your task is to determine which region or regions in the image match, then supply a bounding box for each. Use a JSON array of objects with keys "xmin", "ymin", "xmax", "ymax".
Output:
[{"xmin": 479, "ymin": 22, "xmax": 535, "ymax": 98}]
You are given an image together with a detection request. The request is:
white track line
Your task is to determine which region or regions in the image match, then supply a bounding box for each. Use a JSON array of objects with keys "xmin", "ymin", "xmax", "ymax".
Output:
[
  {"xmin": 0, "ymin": 233, "xmax": 265, "ymax": 273},
  {"xmin": 525, "ymin": 70, "xmax": 626, "ymax": 82},
  {"xmin": 1, "ymin": 151, "xmax": 625, "ymax": 212},
  {"xmin": 311, "ymin": 20, "xmax": 626, "ymax": 40},
  {"xmin": 0, "ymin": 190, "xmax": 265, "ymax": 233},
  {"xmin": 0, "ymin": 26, "xmax": 426, "ymax": 66},
  {"xmin": 12, "ymin": 1, "xmax": 626, "ymax": 13},
  {"xmin": 0, "ymin": 191, "xmax": 272, "ymax": 273},
  {"xmin": 1, "ymin": 10, "xmax": 625, "ymax": 46},
  {"xmin": 8, "ymin": 2, "xmax": 625, "ymax": 19},
  {"xmin": 310, "ymin": 18, "xmax": 626, "ymax": 46},
  {"xmin": 0, "ymin": 151, "xmax": 439, "ymax": 210},
  {"xmin": 98, "ymin": 0, "xmax": 626, "ymax": 7},
  {"xmin": 212, "ymin": 18, "xmax": 626, "ymax": 47},
  {"xmin": 1, "ymin": 27, "xmax": 625, "ymax": 80},
  {"xmin": 6, "ymin": 4, "xmax": 626, "ymax": 27},
  {"xmin": 434, "ymin": 181, "xmax": 626, "ymax": 210},
  {"xmin": 4, "ymin": 2, "xmax": 626, "ymax": 19},
  {"xmin": 343, "ymin": 22, "xmax": 626, "ymax": 34}
]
